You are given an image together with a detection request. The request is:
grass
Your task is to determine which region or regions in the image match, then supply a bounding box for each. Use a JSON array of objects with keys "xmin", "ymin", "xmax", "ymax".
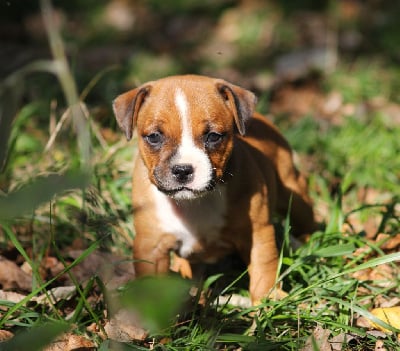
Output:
[
  {"xmin": 285, "ymin": 114, "xmax": 400, "ymax": 196},
  {"xmin": 0, "ymin": 1, "xmax": 400, "ymax": 350}
]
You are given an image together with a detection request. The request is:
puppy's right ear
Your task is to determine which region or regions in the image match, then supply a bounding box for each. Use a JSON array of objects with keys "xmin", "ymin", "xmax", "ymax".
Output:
[{"xmin": 112, "ymin": 86, "xmax": 151, "ymax": 141}]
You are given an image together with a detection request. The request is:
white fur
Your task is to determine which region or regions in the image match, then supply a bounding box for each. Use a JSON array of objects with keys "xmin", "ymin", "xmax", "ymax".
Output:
[
  {"xmin": 173, "ymin": 89, "xmax": 212, "ymax": 198},
  {"xmin": 151, "ymin": 184, "xmax": 228, "ymax": 260}
]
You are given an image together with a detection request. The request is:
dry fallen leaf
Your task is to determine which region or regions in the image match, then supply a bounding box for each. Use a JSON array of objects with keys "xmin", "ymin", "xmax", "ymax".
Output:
[
  {"xmin": 67, "ymin": 250, "xmax": 135, "ymax": 289},
  {"xmin": 41, "ymin": 256, "xmax": 65, "ymax": 278},
  {"xmin": 0, "ymin": 330, "xmax": 13, "ymax": 342},
  {"xmin": 33, "ymin": 286, "xmax": 76, "ymax": 306},
  {"xmin": 329, "ymin": 333, "xmax": 357, "ymax": 351},
  {"xmin": 370, "ymin": 307, "xmax": 400, "ymax": 333},
  {"xmin": 376, "ymin": 233, "xmax": 400, "ymax": 251},
  {"xmin": 352, "ymin": 264, "xmax": 396, "ymax": 288},
  {"xmin": 170, "ymin": 253, "xmax": 192, "ymax": 279},
  {"xmin": 0, "ymin": 289, "xmax": 26, "ymax": 304},
  {"xmin": 104, "ymin": 309, "xmax": 148, "ymax": 342},
  {"xmin": 43, "ymin": 333, "xmax": 95, "ymax": 351},
  {"xmin": 374, "ymin": 295, "xmax": 400, "ymax": 309},
  {"xmin": 301, "ymin": 325, "xmax": 332, "ymax": 351},
  {"xmin": 0, "ymin": 256, "xmax": 32, "ymax": 291},
  {"xmin": 356, "ymin": 316, "xmax": 373, "ymax": 329}
]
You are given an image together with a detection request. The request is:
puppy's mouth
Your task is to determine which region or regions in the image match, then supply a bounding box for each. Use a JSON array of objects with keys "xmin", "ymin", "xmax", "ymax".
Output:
[{"xmin": 157, "ymin": 182, "xmax": 216, "ymax": 200}]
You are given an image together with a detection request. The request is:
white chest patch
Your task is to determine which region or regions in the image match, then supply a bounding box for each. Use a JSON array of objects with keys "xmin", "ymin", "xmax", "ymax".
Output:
[{"xmin": 151, "ymin": 184, "xmax": 228, "ymax": 258}]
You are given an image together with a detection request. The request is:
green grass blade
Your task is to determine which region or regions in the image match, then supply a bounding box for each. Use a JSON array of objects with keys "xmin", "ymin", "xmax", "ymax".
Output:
[
  {"xmin": 312, "ymin": 243, "xmax": 355, "ymax": 257},
  {"xmin": 0, "ymin": 170, "xmax": 89, "ymax": 220},
  {"xmin": 119, "ymin": 275, "xmax": 191, "ymax": 333},
  {"xmin": 0, "ymin": 321, "xmax": 69, "ymax": 351}
]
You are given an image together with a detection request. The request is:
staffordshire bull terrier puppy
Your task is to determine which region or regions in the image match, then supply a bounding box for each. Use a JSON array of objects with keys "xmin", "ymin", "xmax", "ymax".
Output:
[{"xmin": 113, "ymin": 75, "xmax": 315, "ymax": 304}]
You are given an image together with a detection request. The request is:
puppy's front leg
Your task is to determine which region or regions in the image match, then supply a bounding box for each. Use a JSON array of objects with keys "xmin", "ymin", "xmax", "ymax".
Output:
[
  {"xmin": 133, "ymin": 233, "xmax": 178, "ymax": 276},
  {"xmin": 248, "ymin": 224, "xmax": 279, "ymax": 305}
]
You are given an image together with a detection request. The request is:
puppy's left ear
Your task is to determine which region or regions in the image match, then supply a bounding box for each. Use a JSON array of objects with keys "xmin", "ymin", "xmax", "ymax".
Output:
[
  {"xmin": 112, "ymin": 85, "xmax": 151, "ymax": 141},
  {"xmin": 216, "ymin": 81, "xmax": 257, "ymax": 135}
]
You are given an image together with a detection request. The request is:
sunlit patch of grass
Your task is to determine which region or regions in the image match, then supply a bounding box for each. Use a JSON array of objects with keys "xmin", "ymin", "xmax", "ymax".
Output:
[
  {"xmin": 326, "ymin": 60, "xmax": 400, "ymax": 104},
  {"xmin": 284, "ymin": 114, "xmax": 400, "ymax": 196}
]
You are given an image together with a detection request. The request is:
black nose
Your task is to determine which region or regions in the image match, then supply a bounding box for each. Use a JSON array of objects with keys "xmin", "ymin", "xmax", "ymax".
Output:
[{"xmin": 171, "ymin": 164, "xmax": 194, "ymax": 183}]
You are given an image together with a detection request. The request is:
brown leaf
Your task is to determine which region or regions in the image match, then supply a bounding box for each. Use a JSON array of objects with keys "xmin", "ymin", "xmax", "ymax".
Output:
[
  {"xmin": 329, "ymin": 333, "xmax": 358, "ymax": 351},
  {"xmin": 301, "ymin": 325, "xmax": 332, "ymax": 351},
  {"xmin": 41, "ymin": 256, "xmax": 65, "ymax": 278},
  {"xmin": 104, "ymin": 309, "xmax": 148, "ymax": 342},
  {"xmin": 0, "ymin": 256, "xmax": 32, "ymax": 291},
  {"xmin": 86, "ymin": 322, "xmax": 107, "ymax": 341},
  {"xmin": 373, "ymin": 295, "xmax": 400, "ymax": 309},
  {"xmin": 0, "ymin": 289, "xmax": 26, "ymax": 304},
  {"xmin": 170, "ymin": 253, "xmax": 192, "ymax": 279},
  {"xmin": 356, "ymin": 316, "xmax": 373, "ymax": 328},
  {"xmin": 43, "ymin": 333, "xmax": 95, "ymax": 351},
  {"xmin": 369, "ymin": 264, "xmax": 396, "ymax": 284},
  {"xmin": 352, "ymin": 264, "xmax": 396, "ymax": 288},
  {"xmin": 33, "ymin": 286, "xmax": 76, "ymax": 306},
  {"xmin": 67, "ymin": 250, "xmax": 135, "ymax": 289},
  {"xmin": 270, "ymin": 81, "xmax": 323, "ymax": 119},
  {"xmin": 376, "ymin": 233, "xmax": 400, "ymax": 251},
  {"xmin": 367, "ymin": 330, "xmax": 388, "ymax": 338},
  {"xmin": 0, "ymin": 330, "xmax": 13, "ymax": 342}
]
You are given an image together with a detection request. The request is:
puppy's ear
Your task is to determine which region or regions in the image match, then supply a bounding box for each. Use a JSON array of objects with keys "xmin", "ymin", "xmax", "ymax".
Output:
[
  {"xmin": 216, "ymin": 82, "xmax": 257, "ymax": 135},
  {"xmin": 112, "ymin": 85, "xmax": 151, "ymax": 141}
]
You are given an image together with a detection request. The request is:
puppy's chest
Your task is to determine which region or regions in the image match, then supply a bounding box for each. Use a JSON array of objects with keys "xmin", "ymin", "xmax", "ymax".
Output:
[{"xmin": 151, "ymin": 186, "xmax": 230, "ymax": 259}]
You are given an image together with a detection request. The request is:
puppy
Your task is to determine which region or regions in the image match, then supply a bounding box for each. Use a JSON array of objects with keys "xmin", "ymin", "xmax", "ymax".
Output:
[{"xmin": 113, "ymin": 75, "xmax": 315, "ymax": 304}]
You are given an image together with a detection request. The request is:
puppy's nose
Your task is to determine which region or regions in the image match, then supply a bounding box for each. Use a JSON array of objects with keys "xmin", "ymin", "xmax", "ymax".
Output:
[{"xmin": 171, "ymin": 164, "xmax": 194, "ymax": 183}]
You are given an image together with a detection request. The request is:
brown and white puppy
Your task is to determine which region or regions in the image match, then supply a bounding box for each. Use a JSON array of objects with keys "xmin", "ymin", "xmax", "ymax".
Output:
[{"xmin": 113, "ymin": 75, "xmax": 315, "ymax": 305}]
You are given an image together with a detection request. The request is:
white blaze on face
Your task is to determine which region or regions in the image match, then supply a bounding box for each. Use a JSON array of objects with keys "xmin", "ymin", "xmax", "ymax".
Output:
[{"xmin": 173, "ymin": 89, "xmax": 212, "ymax": 198}]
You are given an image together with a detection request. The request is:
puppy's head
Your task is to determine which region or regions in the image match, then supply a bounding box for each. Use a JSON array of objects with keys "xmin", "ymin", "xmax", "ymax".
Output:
[{"xmin": 113, "ymin": 75, "xmax": 257, "ymax": 200}]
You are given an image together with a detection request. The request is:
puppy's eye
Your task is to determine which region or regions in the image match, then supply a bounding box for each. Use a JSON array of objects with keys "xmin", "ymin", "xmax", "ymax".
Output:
[
  {"xmin": 205, "ymin": 132, "xmax": 224, "ymax": 147},
  {"xmin": 144, "ymin": 132, "xmax": 163, "ymax": 147}
]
